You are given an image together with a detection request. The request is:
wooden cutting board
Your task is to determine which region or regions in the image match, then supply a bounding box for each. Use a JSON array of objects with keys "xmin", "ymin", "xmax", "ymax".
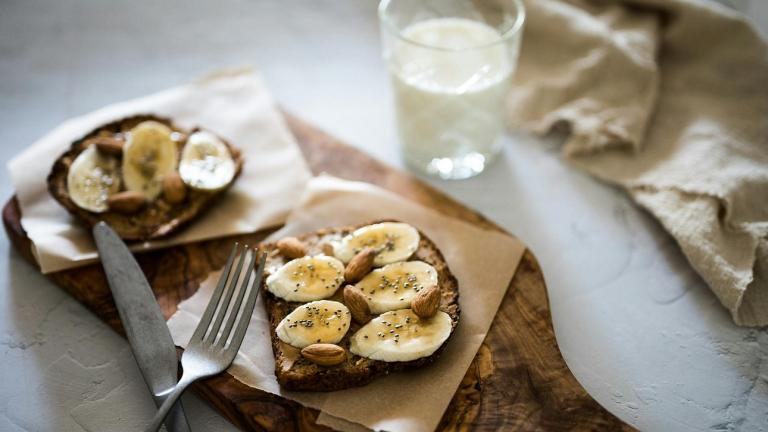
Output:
[{"xmin": 2, "ymin": 114, "xmax": 631, "ymax": 431}]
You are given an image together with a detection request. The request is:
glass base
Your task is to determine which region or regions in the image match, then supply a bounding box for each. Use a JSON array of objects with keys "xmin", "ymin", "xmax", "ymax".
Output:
[{"xmin": 406, "ymin": 151, "xmax": 495, "ymax": 180}]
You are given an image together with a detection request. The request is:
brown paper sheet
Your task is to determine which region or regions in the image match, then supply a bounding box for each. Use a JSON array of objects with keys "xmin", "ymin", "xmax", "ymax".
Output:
[
  {"xmin": 7, "ymin": 70, "xmax": 311, "ymax": 273},
  {"xmin": 168, "ymin": 175, "xmax": 525, "ymax": 432}
]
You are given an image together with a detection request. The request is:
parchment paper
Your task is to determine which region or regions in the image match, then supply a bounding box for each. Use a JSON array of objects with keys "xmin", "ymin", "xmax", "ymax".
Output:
[
  {"xmin": 7, "ymin": 70, "xmax": 311, "ymax": 274},
  {"xmin": 167, "ymin": 175, "xmax": 526, "ymax": 432}
]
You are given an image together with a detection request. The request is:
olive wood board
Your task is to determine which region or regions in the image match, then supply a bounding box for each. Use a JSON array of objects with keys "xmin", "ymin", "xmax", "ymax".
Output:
[{"xmin": 2, "ymin": 113, "xmax": 632, "ymax": 431}]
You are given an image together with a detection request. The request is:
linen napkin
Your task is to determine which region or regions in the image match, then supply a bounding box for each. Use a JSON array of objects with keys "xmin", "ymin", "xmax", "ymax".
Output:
[
  {"xmin": 167, "ymin": 175, "xmax": 525, "ymax": 432},
  {"xmin": 7, "ymin": 70, "xmax": 311, "ymax": 274},
  {"xmin": 509, "ymin": 0, "xmax": 768, "ymax": 326}
]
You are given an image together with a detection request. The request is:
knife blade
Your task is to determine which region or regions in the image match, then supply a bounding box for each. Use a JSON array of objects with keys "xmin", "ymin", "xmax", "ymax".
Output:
[{"xmin": 93, "ymin": 222, "xmax": 191, "ymax": 432}]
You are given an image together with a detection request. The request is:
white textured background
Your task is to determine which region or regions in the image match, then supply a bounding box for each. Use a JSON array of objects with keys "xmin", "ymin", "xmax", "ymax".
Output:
[{"xmin": 0, "ymin": 1, "xmax": 766, "ymax": 431}]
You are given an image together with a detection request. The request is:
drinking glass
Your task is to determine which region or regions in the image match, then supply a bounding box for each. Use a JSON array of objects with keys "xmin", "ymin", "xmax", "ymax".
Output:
[{"xmin": 379, "ymin": 0, "xmax": 525, "ymax": 179}]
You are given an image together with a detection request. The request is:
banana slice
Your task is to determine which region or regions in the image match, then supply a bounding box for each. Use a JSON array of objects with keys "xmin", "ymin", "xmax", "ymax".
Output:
[
  {"xmin": 122, "ymin": 121, "xmax": 178, "ymax": 200},
  {"xmin": 276, "ymin": 300, "xmax": 352, "ymax": 348},
  {"xmin": 267, "ymin": 256, "xmax": 345, "ymax": 302},
  {"xmin": 179, "ymin": 131, "xmax": 236, "ymax": 191},
  {"xmin": 334, "ymin": 222, "xmax": 420, "ymax": 266},
  {"xmin": 66, "ymin": 145, "xmax": 121, "ymax": 213},
  {"xmin": 350, "ymin": 309, "xmax": 452, "ymax": 362},
  {"xmin": 355, "ymin": 261, "xmax": 438, "ymax": 314}
]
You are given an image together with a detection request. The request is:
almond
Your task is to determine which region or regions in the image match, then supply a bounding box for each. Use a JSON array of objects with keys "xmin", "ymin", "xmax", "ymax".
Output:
[
  {"xmin": 344, "ymin": 247, "xmax": 376, "ymax": 283},
  {"xmin": 320, "ymin": 242, "xmax": 335, "ymax": 257},
  {"xmin": 162, "ymin": 172, "xmax": 187, "ymax": 204},
  {"xmin": 301, "ymin": 343, "xmax": 346, "ymax": 366},
  {"xmin": 411, "ymin": 284, "xmax": 440, "ymax": 318},
  {"xmin": 343, "ymin": 285, "xmax": 371, "ymax": 324},
  {"xmin": 277, "ymin": 237, "xmax": 307, "ymax": 259},
  {"xmin": 107, "ymin": 191, "xmax": 146, "ymax": 214},
  {"xmin": 90, "ymin": 136, "xmax": 124, "ymax": 157}
]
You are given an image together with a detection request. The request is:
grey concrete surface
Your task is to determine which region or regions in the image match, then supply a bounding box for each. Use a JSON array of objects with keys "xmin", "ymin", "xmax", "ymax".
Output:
[{"xmin": 1, "ymin": 1, "xmax": 766, "ymax": 431}]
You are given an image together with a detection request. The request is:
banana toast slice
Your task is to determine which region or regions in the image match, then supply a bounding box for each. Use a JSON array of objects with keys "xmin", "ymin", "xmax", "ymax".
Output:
[
  {"xmin": 260, "ymin": 221, "xmax": 461, "ymax": 392},
  {"xmin": 47, "ymin": 115, "xmax": 243, "ymax": 240}
]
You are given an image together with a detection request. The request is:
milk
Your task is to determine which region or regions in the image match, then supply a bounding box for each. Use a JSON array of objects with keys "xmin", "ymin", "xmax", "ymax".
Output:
[{"xmin": 388, "ymin": 18, "xmax": 515, "ymax": 178}]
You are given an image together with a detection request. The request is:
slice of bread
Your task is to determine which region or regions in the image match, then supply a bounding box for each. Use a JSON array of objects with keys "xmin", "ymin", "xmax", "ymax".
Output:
[
  {"xmin": 260, "ymin": 221, "xmax": 461, "ymax": 392},
  {"xmin": 47, "ymin": 115, "xmax": 243, "ymax": 240}
]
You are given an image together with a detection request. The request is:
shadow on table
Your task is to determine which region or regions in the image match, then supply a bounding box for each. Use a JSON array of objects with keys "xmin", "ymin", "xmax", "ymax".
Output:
[{"xmin": 411, "ymin": 130, "xmax": 767, "ymax": 429}]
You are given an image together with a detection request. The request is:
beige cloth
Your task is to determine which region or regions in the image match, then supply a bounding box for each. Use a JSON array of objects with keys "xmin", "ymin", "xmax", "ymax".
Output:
[
  {"xmin": 509, "ymin": 0, "xmax": 768, "ymax": 326},
  {"xmin": 167, "ymin": 175, "xmax": 526, "ymax": 432},
  {"xmin": 7, "ymin": 70, "xmax": 311, "ymax": 273}
]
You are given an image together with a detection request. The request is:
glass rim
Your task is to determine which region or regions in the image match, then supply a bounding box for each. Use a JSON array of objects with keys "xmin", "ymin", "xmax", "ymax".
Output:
[{"xmin": 378, "ymin": 0, "xmax": 525, "ymax": 52}]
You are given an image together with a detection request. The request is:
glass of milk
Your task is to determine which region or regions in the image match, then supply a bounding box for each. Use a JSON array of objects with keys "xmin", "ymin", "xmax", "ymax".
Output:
[{"xmin": 379, "ymin": 0, "xmax": 525, "ymax": 179}]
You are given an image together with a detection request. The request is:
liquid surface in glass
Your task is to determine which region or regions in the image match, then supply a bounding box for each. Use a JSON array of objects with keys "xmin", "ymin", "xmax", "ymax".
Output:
[{"xmin": 390, "ymin": 18, "xmax": 512, "ymax": 179}]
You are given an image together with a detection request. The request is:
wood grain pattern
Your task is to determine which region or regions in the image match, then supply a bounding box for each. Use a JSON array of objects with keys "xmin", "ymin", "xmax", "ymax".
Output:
[{"xmin": 2, "ymin": 113, "xmax": 631, "ymax": 431}]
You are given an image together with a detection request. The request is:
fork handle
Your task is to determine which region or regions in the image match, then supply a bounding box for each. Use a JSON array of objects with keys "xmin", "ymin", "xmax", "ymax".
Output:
[{"xmin": 145, "ymin": 375, "xmax": 195, "ymax": 432}]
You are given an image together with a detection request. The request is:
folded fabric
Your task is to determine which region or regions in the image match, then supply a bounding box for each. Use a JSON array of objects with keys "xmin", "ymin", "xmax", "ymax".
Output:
[
  {"xmin": 508, "ymin": 0, "xmax": 768, "ymax": 325},
  {"xmin": 7, "ymin": 70, "xmax": 311, "ymax": 273}
]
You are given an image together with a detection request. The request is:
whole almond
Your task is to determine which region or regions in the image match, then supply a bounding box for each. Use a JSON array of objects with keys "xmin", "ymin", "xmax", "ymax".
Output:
[
  {"xmin": 277, "ymin": 237, "xmax": 307, "ymax": 259},
  {"xmin": 344, "ymin": 247, "xmax": 376, "ymax": 283},
  {"xmin": 162, "ymin": 172, "xmax": 187, "ymax": 204},
  {"xmin": 90, "ymin": 136, "xmax": 124, "ymax": 157},
  {"xmin": 107, "ymin": 191, "xmax": 146, "ymax": 214},
  {"xmin": 411, "ymin": 285, "xmax": 440, "ymax": 318},
  {"xmin": 301, "ymin": 343, "xmax": 346, "ymax": 366},
  {"xmin": 343, "ymin": 285, "xmax": 371, "ymax": 324},
  {"xmin": 320, "ymin": 242, "xmax": 335, "ymax": 257}
]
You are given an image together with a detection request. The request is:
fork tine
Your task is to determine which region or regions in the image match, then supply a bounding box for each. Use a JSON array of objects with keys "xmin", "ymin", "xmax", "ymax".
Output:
[
  {"xmin": 215, "ymin": 248, "xmax": 257, "ymax": 348},
  {"xmin": 204, "ymin": 245, "xmax": 248, "ymax": 345},
  {"xmin": 190, "ymin": 243, "xmax": 239, "ymax": 343},
  {"xmin": 145, "ymin": 250, "xmax": 267, "ymax": 432},
  {"xmin": 224, "ymin": 251, "xmax": 267, "ymax": 357}
]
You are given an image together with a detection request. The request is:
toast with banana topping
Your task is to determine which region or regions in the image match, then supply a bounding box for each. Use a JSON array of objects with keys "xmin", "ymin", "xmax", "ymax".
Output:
[
  {"xmin": 47, "ymin": 115, "xmax": 243, "ymax": 240},
  {"xmin": 260, "ymin": 221, "xmax": 460, "ymax": 392}
]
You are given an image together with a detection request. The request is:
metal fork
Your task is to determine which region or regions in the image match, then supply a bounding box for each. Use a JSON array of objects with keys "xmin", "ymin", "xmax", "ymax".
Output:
[{"xmin": 145, "ymin": 243, "xmax": 267, "ymax": 432}]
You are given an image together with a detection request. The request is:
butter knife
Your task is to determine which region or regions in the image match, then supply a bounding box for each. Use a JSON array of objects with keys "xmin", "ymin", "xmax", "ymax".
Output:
[{"xmin": 93, "ymin": 222, "xmax": 190, "ymax": 432}]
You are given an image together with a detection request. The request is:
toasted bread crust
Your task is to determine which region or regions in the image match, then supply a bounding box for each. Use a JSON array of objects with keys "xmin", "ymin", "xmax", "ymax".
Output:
[
  {"xmin": 260, "ymin": 221, "xmax": 460, "ymax": 392},
  {"xmin": 47, "ymin": 115, "xmax": 243, "ymax": 241}
]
